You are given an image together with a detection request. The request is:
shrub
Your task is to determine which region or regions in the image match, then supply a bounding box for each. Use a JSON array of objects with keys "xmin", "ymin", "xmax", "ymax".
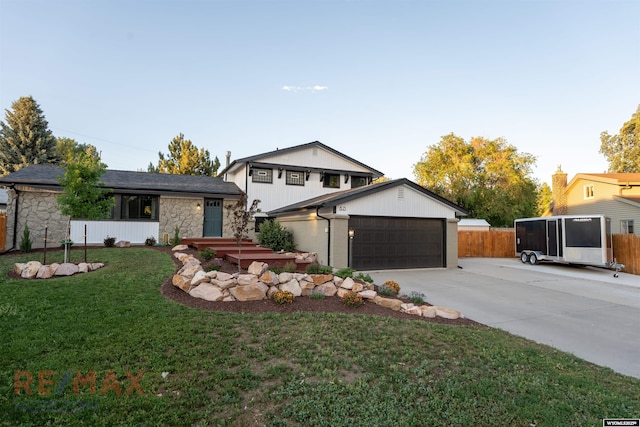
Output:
[
  {"xmin": 272, "ymin": 290, "xmax": 295, "ymax": 304},
  {"xmin": 334, "ymin": 268, "xmax": 354, "ymax": 279},
  {"xmin": 409, "ymin": 291, "xmax": 426, "ymax": 305},
  {"xmin": 269, "ymin": 266, "xmax": 283, "ymax": 275},
  {"xmin": 171, "ymin": 226, "xmax": 181, "ymax": 246},
  {"xmin": 310, "ymin": 289, "xmax": 325, "ymax": 300},
  {"xmin": 355, "ymin": 272, "xmax": 373, "ymax": 283},
  {"xmin": 383, "ymin": 280, "xmax": 400, "ymax": 294},
  {"xmin": 19, "ymin": 224, "xmax": 32, "ymax": 253},
  {"xmin": 305, "ymin": 262, "xmax": 333, "ymax": 274},
  {"xmin": 283, "ymin": 261, "xmax": 297, "ymax": 273},
  {"xmin": 199, "ymin": 248, "xmax": 216, "ymax": 261},
  {"xmin": 341, "ymin": 291, "xmax": 363, "ymax": 308},
  {"xmin": 378, "ymin": 286, "xmax": 395, "ymax": 297},
  {"xmin": 104, "ymin": 236, "xmax": 116, "ymax": 248},
  {"xmin": 258, "ymin": 219, "xmax": 296, "ymax": 252},
  {"xmin": 205, "ymin": 259, "xmax": 222, "ymax": 272},
  {"xmin": 145, "ymin": 236, "xmax": 157, "ymax": 246}
]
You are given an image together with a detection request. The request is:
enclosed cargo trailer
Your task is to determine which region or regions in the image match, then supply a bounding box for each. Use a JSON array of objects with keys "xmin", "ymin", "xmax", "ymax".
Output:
[{"xmin": 514, "ymin": 215, "xmax": 624, "ymax": 276}]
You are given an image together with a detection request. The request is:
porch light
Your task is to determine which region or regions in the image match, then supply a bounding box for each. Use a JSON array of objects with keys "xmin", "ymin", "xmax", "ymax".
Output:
[
  {"xmin": 348, "ymin": 229, "xmax": 355, "ymax": 239},
  {"xmin": 197, "ymin": 203, "xmax": 201, "ymax": 210}
]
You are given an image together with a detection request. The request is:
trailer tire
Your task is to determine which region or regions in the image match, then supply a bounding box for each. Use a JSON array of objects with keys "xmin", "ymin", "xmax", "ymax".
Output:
[
  {"xmin": 520, "ymin": 252, "xmax": 529, "ymax": 263},
  {"xmin": 529, "ymin": 253, "xmax": 538, "ymax": 265}
]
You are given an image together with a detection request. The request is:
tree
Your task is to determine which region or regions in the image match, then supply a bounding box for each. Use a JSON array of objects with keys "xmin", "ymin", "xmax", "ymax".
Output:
[
  {"xmin": 536, "ymin": 182, "xmax": 553, "ymax": 216},
  {"xmin": 56, "ymin": 137, "xmax": 96, "ymax": 164},
  {"xmin": 0, "ymin": 96, "xmax": 59, "ymax": 175},
  {"xmin": 57, "ymin": 146, "xmax": 114, "ymax": 220},
  {"xmin": 413, "ymin": 133, "xmax": 538, "ymax": 227},
  {"xmin": 600, "ymin": 105, "xmax": 640, "ymax": 172},
  {"xmin": 149, "ymin": 133, "xmax": 220, "ymax": 176},
  {"xmin": 227, "ymin": 193, "xmax": 260, "ymax": 273}
]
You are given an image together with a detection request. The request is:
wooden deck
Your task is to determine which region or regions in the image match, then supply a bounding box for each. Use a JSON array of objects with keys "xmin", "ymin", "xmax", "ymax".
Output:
[
  {"xmin": 225, "ymin": 253, "xmax": 312, "ymax": 272},
  {"xmin": 206, "ymin": 246, "xmax": 274, "ymax": 258}
]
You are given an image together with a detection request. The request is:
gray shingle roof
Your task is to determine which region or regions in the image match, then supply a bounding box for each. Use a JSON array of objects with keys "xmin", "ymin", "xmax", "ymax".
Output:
[{"xmin": 0, "ymin": 164, "xmax": 242, "ymax": 196}]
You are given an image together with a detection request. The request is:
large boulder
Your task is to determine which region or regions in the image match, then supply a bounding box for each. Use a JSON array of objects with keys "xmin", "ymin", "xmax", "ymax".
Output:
[
  {"xmin": 172, "ymin": 244, "xmax": 189, "ymax": 251},
  {"xmin": 237, "ymin": 274, "xmax": 259, "ymax": 286},
  {"xmin": 115, "ymin": 240, "xmax": 131, "ymax": 248},
  {"xmin": 191, "ymin": 270, "xmax": 210, "ymax": 286},
  {"xmin": 278, "ymin": 272, "xmax": 294, "ymax": 283},
  {"xmin": 177, "ymin": 263, "xmax": 203, "ymax": 279},
  {"xmin": 13, "ymin": 263, "xmax": 27, "ymax": 275},
  {"xmin": 211, "ymin": 278, "xmax": 237, "ymax": 290},
  {"xmin": 189, "ymin": 283, "xmax": 224, "ymax": 301},
  {"xmin": 340, "ymin": 277, "xmax": 355, "ymax": 290},
  {"xmin": 420, "ymin": 306, "xmax": 437, "ymax": 318},
  {"xmin": 279, "ymin": 279, "xmax": 302, "ymax": 297},
  {"xmin": 77, "ymin": 263, "xmax": 90, "ymax": 273},
  {"xmin": 433, "ymin": 306, "xmax": 463, "ymax": 320},
  {"xmin": 247, "ymin": 261, "xmax": 268, "ymax": 276},
  {"xmin": 216, "ymin": 271, "xmax": 234, "ymax": 281},
  {"xmin": 172, "ymin": 275, "xmax": 192, "ymax": 292},
  {"xmin": 373, "ymin": 296, "xmax": 403, "ymax": 311},
  {"xmin": 21, "ymin": 261, "xmax": 42, "ymax": 279},
  {"xmin": 358, "ymin": 290, "xmax": 377, "ymax": 299},
  {"xmin": 315, "ymin": 282, "xmax": 338, "ymax": 297},
  {"xmin": 36, "ymin": 265, "xmax": 56, "ymax": 279},
  {"xmin": 230, "ymin": 283, "xmax": 268, "ymax": 301},
  {"xmin": 259, "ymin": 271, "xmax": 279, "ymax": 286},
  {"xmin": 55, "ymin": 263, "xmax": 79, "ymax": 276},
  {"xmin": 310, "ymin": 274, "xmax": 333, "ymax": 285}
]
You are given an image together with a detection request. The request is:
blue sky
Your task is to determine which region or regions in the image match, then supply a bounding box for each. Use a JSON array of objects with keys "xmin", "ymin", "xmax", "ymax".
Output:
[{"xmin": 1, "ymin": 0, "xmax": 638, "ymax": 185}]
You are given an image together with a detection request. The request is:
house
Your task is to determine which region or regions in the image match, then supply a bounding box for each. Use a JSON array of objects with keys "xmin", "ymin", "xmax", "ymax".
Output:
[
  {"xmin": 551, "ymin": 167, "xmax": 640, "ymax": 235},
  {"xmin": 267, "ymin": 178, "xmax": 468, "ymax": 270},
  {"xmin": 0, "ymin": 164, "xmax": 242, "ymax": 250},
  {"xmin": 458, "ymin": 219, "xmax": 491, "ymax": 231},
  {"xmin": 0, "ymin": 189, "xmax": 7, "ymax": 211},
  {"xmin": 219, "ymin": 141, "xmax": 384, "ymax": 214}
]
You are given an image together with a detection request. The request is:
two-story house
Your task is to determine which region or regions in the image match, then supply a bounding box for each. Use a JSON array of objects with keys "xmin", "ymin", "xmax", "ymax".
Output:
[{"xmin": 551, "ymin": 167, "xmax": 640, "ymax": 235}]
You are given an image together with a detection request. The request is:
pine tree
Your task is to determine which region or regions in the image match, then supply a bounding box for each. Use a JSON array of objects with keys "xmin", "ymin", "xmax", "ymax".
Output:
[
  {"xmin": 149, "ymin": 133, "xmax": 220, "ymax": 176},
  {"xmin": 0, "ymin": 96, "xmax": 59, "ymax": 175}
]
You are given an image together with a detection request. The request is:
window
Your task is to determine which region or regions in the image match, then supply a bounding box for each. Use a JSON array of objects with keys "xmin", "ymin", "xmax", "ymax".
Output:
[
  {"xmin": 584, "ymin": 185, "xmax": 594, "ymax": 199},
  {"xmin": 351, "ymin": 176, "xmax": 368, "ymax": 188},
  {"xmin": 121, "ymin": 195, "xmax": 159, "ymax": 220},
  {"xmin": 323, "ymin": 173, "xmax": 340, "ymax": 188},
  {"xmin": 286, "ymin": 170, "xmax": 304, "ymax": 186},
  {"xmin": 621, "ymin": 220, "xmax": 634, "ymax": 234},
  {"xmin": 251, "ymin": 168, "xmax": 272, "ymax": 183}
]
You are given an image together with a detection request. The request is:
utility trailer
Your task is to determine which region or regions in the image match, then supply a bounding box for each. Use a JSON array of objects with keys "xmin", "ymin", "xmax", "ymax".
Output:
[{"xmin": 514, "ymin": 215, "xmax": 624, "ymax": 277}]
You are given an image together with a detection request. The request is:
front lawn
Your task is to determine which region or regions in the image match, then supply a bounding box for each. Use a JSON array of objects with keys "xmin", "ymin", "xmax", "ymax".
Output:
[{"xmin": 1, "ymin": 247, "xmax": 638, "ymax": 426}]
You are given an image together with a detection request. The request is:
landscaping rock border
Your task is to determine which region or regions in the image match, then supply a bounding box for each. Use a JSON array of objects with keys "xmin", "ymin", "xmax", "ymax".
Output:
[{"xmin": 13, "ymin": 261, "xmax": 105, "ymax": 279}]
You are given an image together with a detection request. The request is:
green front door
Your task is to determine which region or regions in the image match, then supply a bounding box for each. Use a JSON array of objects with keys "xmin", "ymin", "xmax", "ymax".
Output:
[{"xmin": 203, "ymin": 199, "xmax": 222, "ymax": 237}]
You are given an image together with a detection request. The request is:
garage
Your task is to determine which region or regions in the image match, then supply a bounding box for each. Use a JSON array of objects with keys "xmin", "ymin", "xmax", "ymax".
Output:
[{"xmin": 349, "ymin": 216, "xmax": 445, "ymax": 270}]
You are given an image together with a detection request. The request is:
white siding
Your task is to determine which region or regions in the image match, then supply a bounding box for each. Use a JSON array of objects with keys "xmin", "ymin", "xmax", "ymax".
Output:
[
  {"xmin": 260, "ymin": 146, "xmax": 372, "ymax": 173},
  {"xmin": 336, "ymin": 185, "xmax": 457, "ymax": 218},
  {"xmin": 70, "ymin": 220, "xmax": 159, "ymax": 245}
]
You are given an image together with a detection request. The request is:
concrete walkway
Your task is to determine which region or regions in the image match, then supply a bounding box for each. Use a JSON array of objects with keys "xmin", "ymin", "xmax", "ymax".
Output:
[{"xmin": 366, "ymin": 258, "xmax": 640, "ymax": 379}]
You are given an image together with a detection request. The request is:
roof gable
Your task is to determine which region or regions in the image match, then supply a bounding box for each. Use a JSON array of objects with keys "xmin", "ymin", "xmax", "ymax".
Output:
[
  {"xmin": 0, "ymin": 164, "xmax": 242, "ymax": 196},
  {"xmin": 220, "ymin": 141, "xmax": 383, "ymax": 177},
  {"xmin": 566, "ymin": 173, "xmax": 640, "ymax": 191}
]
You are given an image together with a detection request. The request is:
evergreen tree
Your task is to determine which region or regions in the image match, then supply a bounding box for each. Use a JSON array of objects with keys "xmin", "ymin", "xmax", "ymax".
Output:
[
  {"xmin": 0, "ymin": 96, "xmax": 59, "ymax": 175},
  {"xmin": 149, "ymin": 133, "xmax": 220, "ymax": 176}
]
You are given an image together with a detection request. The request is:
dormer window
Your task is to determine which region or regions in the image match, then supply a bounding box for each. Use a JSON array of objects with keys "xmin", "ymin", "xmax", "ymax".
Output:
[{"xmin": 584, "ymin": 185, "xmax": 594, "ymax": 199}]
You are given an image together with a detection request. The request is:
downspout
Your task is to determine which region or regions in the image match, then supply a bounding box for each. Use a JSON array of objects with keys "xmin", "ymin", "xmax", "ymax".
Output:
[{"xmin": 315, "ymin": 205, "xmax": 331, "ymax": 266}]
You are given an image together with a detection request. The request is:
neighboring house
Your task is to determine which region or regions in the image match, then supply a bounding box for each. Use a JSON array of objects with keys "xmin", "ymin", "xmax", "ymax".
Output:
[
  {"xmin": 0, "ymin": 164, "xmax": 242, "ymax": 250},
  {"xmin": 551, "ymin": 167, "xmax": 640, "ymax": 235},
  {"xmin": 268, "ymin": 178, "xmax": 468, "ymax": 270},
  {"xmin": 219, "ymin": 141, "xmax": 384, "ymax": 214},
  {"xmin": 458, "ymin": 219, "xmax": 491, "ymax": 231}
]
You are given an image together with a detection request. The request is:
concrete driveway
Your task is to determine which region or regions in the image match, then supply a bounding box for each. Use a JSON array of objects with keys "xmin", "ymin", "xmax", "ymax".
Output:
[{"xmin": 366, "ymin": 258, "xmax": 640, "ymax": 379}]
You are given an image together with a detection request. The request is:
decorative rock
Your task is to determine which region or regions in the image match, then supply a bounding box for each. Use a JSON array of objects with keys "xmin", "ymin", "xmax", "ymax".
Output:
[
  {"xmin": 222, "ymin": 295, "xmax": 236, "ymax": 302},
  {"xmin": 21, "ymin": 261, "xmax": 42, "ymax": 279},
  {"xmin": 14, "ymin": 263, "xmax": 27, "ymax": 275},
  {"xmin": 237, "ymin": 274, "xmax": 259, "ymax": 286},
  {"xmin": 36, "ymin": 265, "xmax": 55, "ymax": 279},
  {"xmin": 340, "ymin": 277, "xmax": 355, "ymax": 290},
  {"xmin": 205, "ymin": 270, "xmax": 218, "ymax": 279},
  {"xmin": 55, "ymin": 263, "xmax": 79, "ymax": 276},
  {"xmin": 434, "ymin": 306, "xmax": 463, "ymax": 320},
  {"xmin": 90, "ymin": 263, "xmax": 104, "ymax": 271},
  {"xmin": 373, "ymin": 296, "xmax": 403, "ymax": 311},
  {"xmin": 172, "ymin": 275, "xmax": 191, "ymax": 292},
  {"xmin": 230, "ymin": 282, "xmax": 268, "ymax": 301},
  {"xmin": 247, "ymin": 261, "xmax": 268, "ymax": 276},
  {"xmin": 177, "ymin": 263, "xmax": 203, "ymax": 279},
  {"xmin": 299, "ymin": 280, "xmax": 315, "ymax": 290},
  {"xmin": 279, "ymin": 279, "xmax": 302, "ymax": 297},
  {"xmin": 401, "ymin": 303, "xmax": 415, "ymax": 311},
  {"xmin": 336, "ymin": 287, "xmax": 351, "ymax": 298},
  {"xmin": 174, "ymin": 252, "xmax": 189, "ymax": 261},
  {"xmin": 216, "ymin": 271, "xmax": 234, "ymax": 281},
  {"xmin": 78, "ymin": 263, "xmax": 89, "ymax": 273},
  {"xmin": 115, "ymin": 240, "xmax": 131, "ymax": 248},
  {"xmin": 266, "ymin": 286, "xmax": 279, "ymax": 299},
  {"xmin": 310, "ymin": 274, "xmax": 333, "ymax": 285},
  {"xmin": 211, "ymin": 279, "xmax": 237, "ymax": 290},
  {"xmin": 333, "ymin": 276, "xmax": 344, "ymax": 286},
  {"xmin": 352, "ymin": 282, "xmax": 364, "ymax": 293},
  {"xmin": 191, "ymin": 270, "xmax": 210, "ymax": 286},
  {"xmin": 420, "ymin": 306, "xmax": 437, "ymax": 318},
  {"xmin": 189, "ymin": 283, "xmax": 224, "ymax": 301},
  {"xmin": 182, "ymin": 256, "xmax": 200, "ymax": 265},
  {"xmin": 259, "ymin": 271, "xmax": 279, "ymax": 285},
  {"xmin": 172, "ymin": 244, "xmax": 189, "ymax": 251},
  {"xmin": 404, "ymin": 306, "xmax": 423, "ymax": 316},
  {"xmin": 358, "ymin": 290, "xmax": 377, "ymax": 299},
  {"xmin": 316, "ymin": 282, "xmax": 338, "ymax": 297},
  {"xmin": 278, "ymin": 272, "xmax": 294, "ymax": 283}
]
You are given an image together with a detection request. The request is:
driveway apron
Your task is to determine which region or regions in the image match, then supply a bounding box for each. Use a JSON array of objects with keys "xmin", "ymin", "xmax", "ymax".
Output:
[{"xmin": 367, "ymin": 258, "xmax": 640, "ymax": 379}]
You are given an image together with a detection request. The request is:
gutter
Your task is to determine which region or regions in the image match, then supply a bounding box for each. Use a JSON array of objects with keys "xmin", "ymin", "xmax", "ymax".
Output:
[{"xmin": 315, "ymin": 205, "xmax": 331, "ymax": 266}]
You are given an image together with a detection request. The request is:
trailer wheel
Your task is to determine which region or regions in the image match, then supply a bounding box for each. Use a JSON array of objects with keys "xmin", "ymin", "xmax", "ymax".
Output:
[
  {"xmin": 520, "ymin": 252, "xmax": 529, "ymax": 263},
  {"xmin": 529, "ymin": 253, "xmax": 538, "ymax": 265}
]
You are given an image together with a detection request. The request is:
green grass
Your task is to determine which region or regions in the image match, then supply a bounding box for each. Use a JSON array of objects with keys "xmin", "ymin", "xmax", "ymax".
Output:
[{"xmin": 1, "ymin": 247, "xmax": 639, "ymax": 426}]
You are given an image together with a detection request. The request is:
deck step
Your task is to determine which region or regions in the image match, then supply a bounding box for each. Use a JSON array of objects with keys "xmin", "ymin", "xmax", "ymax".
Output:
[
  {"xmin": 226, "ymin": 253, "xmax": 312, "ymax": 272},
  {"xmin": 207, "ymin": 246, "xmax": 274, "ymax": 258}
]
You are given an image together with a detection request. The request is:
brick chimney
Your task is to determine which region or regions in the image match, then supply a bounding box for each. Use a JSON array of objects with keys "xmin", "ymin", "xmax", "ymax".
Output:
[{"xmin": 552, "ymin": 165, "xmax": 568, "ymax": 216}]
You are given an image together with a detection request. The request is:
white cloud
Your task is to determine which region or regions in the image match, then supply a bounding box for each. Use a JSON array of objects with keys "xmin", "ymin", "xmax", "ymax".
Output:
[{"xmin": 282, "ymin": 85, "xmax": 328, "ymax": 93}]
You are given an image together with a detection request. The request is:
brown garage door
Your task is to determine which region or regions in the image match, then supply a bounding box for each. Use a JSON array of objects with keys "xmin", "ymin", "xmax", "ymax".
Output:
[{"xmin": 349, "ymin": 216, "xmax": 445, "ymax": 270}]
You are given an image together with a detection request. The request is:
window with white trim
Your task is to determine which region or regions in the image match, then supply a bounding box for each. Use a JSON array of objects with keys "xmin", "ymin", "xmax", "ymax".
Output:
[
  {"xmin": 252, "ymin": 168, "xmax": 272, "ymax": 184},
  {"xmin": 621, "ymin": 219, "xmax": 634, "ymax": 234},
  {"xmin": 286, "ymin": 170, "xmax": 304, "ymax": 186},
  {"xmin": 584, "ymin": 185, "xmax": 594, "ymax": 199}
]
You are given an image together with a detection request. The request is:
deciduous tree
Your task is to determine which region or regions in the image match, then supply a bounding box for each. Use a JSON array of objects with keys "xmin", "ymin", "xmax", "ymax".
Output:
[
  {"xmin": 600, "ymin": 105, "xmax": 640, "ymax": 172},
  {"xmin": 149, "ymin": 133, "xmax": 220, "ymax": 176},
  {"xmin": 0, "ymin": 96, "xmax": 59, "ymax": 175},
  {"xmin": 413, "ymin": 133, "xmax": 538, "ymax": 227},
  {"xmin": 56, "ymin": 137, "xmax": 96, "ymax": 164}
]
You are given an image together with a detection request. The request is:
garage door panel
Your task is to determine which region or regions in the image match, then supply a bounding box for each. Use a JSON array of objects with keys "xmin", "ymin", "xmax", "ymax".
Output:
[{"xmin": 349, "ymin": 216, "xmax": 445, "ymax": 270}]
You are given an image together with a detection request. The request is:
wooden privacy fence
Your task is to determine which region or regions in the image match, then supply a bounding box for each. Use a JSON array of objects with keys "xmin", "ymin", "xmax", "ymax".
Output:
[
  {"xmin": 612, "ymin": 234, "xmax": 640, "ymax": 275},
  {"xmin": 0, "ymin": 211, "xmax": 6, "ymax": 252},
  {"xmin": 458, "ymin": 229, "xmax": 515, "ymax": 258}
]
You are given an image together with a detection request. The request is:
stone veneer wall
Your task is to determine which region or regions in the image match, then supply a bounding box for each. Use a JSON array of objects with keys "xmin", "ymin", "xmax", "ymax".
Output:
[
  {"xmin": 6, "ymin": 189, "xmax": 68, "ymax": 250},
  {"xmin": 222, "ymin": 200, "xmax": 237, "ymax": 239},
  {"xmin": 159, "ymin": 197, "xmax": 204, "ymax": 241}
]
